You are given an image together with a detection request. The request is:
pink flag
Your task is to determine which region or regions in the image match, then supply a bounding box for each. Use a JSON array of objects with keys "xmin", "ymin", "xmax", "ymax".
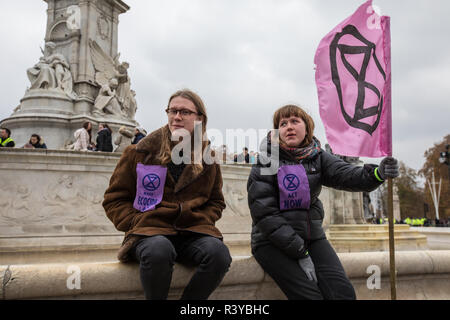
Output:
[{"xmin": 314, "ymin": 0, "xmax": 391, "ymax": 157}]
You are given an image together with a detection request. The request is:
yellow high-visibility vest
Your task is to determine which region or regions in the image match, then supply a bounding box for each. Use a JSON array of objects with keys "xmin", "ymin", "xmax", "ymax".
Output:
[{"xmin": 0, "ymin": 137, "xmax": 14, "ymax": 147}]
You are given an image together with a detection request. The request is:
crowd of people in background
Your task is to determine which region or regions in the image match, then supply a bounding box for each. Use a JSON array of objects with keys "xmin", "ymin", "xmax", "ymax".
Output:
[
  {"xmin": 231, "ymin": 147, "xmax": 256, "ymax": 164},
  {"xmin": 1, "ymin": 125, "xmax": 259, "ymax": 163},
  {"xmin": 1, "ymin": 127, "xmax": 47, "ymax": 149},
  {"xmin": 0, "ymin": 123, "xmax": 148, "ymax": 153},
  {"xmin": 1, "ymin": 125, "xmax": 289, "ymax": 165}
]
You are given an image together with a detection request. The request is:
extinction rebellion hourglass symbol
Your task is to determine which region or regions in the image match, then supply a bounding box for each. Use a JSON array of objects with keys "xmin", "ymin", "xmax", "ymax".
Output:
[
  {"xmin": 330, "ymin": 24, "xmax": 386, "ymax": 135},
  {"xmin": 142, "ymin": 174, "xmax": 160, "ymax": 191},
  {"xmin": 283, "ymin": 174, "xmax": 300, "ymax": 192}
]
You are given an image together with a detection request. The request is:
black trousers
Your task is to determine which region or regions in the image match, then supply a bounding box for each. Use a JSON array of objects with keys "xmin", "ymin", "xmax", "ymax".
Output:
[
  {"xmin": 131, "ymin": 234, "xmax": 232, "ymax": 300},
  {"xmin": 253, "ymin": 238, "xmax": 356, "ymax": 300}
]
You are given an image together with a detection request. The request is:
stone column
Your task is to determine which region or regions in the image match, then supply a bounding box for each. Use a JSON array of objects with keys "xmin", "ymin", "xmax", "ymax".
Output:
[{"xmin": 393, "ymin": 186, "xmax": 401, "ymax": 221}]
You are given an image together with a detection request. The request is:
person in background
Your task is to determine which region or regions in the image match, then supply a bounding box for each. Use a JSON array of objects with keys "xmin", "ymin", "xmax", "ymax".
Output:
[
  {"xmin": 23, "ymin": 134, "xmax": 47, "ymax": 149},
  {"xmin": 244, "ymin": 147, "xmax": 250, "ymax": 163},
  {"xmin": 249, "ymin": 151, "xmax": 256, "ymax": 164},
  {"xmin": 96, "ymin": 123, "xmax": 113, "ymax": 152},
  {"xmin": 132, "ymin": 127, "xmax": 146, "ymax": 145},
  {"xmin": 103, "ymin": 89, "xmax": 231, "ymax": 300},
  {"xmin": 247, "ymin": 104, "xmax": 399, "ymax": 300},
  {"xmin": 73, "ymin": 122, "xmax": 92, "ymax": 151},
  {"xmin": 234, "ymin": 147, "xmax": 250, "ymax": 163},
  {"xmin": 220, "ymin": 145, "xmax": 231, "ymax": 164},
  {"xmin": 0, "ymin": 128, "xmax": 15, "ymax": 148}
]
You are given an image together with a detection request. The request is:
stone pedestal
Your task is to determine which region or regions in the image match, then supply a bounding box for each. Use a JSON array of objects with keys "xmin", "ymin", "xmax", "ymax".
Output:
[
  {"xmin": 0, "ymin": 0, "xmax": 138, "ymax": 149},
  {"xmin": 0, "ymin": 149, "xmax": 368, "ymax": 265},
  {"xmin": 0, "ymin": 150, "xmax": 254, "ymax": 265},
  {"xmin": 322, "ymin": 188, "xmax": 366, "ymax": 225},
  {"xmin": 327, "ymin": 224, "xmax": 428, "ymax": 252}
]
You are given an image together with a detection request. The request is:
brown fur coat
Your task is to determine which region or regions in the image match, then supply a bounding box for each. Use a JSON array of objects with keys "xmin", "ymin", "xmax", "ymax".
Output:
[{"xmin": 103, "ymin": 125, "xmax": 226, "ymax": 262}]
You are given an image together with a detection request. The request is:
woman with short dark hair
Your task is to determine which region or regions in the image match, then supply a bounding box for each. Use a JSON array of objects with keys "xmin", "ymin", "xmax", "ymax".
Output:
[
  {"xmin": 26, "ymin": 134, "xmax": 47, "ymax": 149},
  {"xmin": 247, "ymin": 104, "xmax": 399, "ymax": 300}
]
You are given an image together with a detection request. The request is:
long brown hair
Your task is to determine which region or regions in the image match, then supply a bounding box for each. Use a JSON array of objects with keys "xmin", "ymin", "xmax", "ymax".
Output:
[
  {"xmin": 82, "ymin": 121, "xmax": 92, "ymax": 144},
  {"xmin": 273, "ymin": 104, "xmax": 315, "ymax": 147},
  {"xmin": 158, "ymin": 89, "xmax": 209, "ymax": 171}
]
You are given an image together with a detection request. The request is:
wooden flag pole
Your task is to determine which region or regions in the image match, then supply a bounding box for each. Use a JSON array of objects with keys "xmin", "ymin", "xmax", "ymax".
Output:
[{"xmin": 387, "ymin": 177, "xmax": 397, "ymax": 300}]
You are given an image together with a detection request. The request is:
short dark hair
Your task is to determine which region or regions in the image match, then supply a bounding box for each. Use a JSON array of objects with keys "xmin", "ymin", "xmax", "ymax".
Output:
[
  {"xmin": 1, "ymin": 128, "xmax": 11, "ymax": 137},
  {"xmin": 102, "ymin": 123, "xmax": 112, "ymax": 133},
  {"xmin": 273, "ymin": 104, "xmax": 315, "ymax": 147},
  {"xmin": 29, "ymin": 134, "xmax": 41, "ymax": 145}
]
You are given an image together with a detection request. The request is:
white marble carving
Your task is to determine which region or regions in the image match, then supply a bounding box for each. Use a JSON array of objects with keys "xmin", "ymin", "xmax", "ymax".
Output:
[
  {"xmin": 223, "ymin": 180, "xmax": 250, "ymax": 218},
  {"xmin": 97, "ymin": 14, "xmax": 110, "ymax": 40},
  {"xmin": 93, "ymin": 78, "xmax": 126, "ymax": 117},
  {"xmin": 0, "ymin": 171, "xmax": 110, "ymax": 227},
  {"xmin": 26, "ymin": 42, "xmax": 77, "ymax": 100},
  {"xmin": 114, "ymin": 126, "xmax": 133, "ymax": 152},
  {"xmin": 89, "ymin": 39, "xmax": 135, "ymax": 120}
]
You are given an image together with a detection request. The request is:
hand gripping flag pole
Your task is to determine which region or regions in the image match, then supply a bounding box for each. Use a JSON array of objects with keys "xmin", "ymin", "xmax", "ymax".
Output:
[
  {"xmin": 314, "ymin": 0, "xmax": 396, "ymax": 299},
  {"xmin": 384, "ymin": 10, "xmax": 396, "ymax": 299}
]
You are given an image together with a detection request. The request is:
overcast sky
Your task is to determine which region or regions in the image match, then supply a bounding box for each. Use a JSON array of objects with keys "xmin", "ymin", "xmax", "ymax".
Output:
[{"xmin": 0, "ymin": 0, "xmax": 449, "ymax": 172}]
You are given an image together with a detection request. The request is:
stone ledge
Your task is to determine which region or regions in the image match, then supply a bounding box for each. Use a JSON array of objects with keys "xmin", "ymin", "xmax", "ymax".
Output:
[
  {"xmin": 2, "ymin": 250, "xmax": 450, "ymax": 300},
  {"xmin": 411, "ymin": 227, "xmax": 450, "ymax": 250},
  {"xmin": 0, "ymin": 236, "xmax": 253, "ymax": 265}
]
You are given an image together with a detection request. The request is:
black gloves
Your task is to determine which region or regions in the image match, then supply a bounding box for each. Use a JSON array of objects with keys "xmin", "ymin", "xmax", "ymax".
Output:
[{"xmin": 377, "ymin": 156, "xmax": 399, "ymax": 180}]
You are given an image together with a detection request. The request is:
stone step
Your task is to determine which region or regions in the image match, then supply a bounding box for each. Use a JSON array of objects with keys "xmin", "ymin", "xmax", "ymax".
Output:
[
  {"xmin": 329, "ymin": 224, "xmax": 411, "ymax": 231},
  {"xmin": 328, "ymin": 230, "xmax": 427, "ymax": 239},
  {"xmin": 0, "ymin": 234, "xmax": 251, "ymax": 265},
  {"xmin": 329, "ymin": 237, "xmax": 428, "ymax": 252},
  {"xmin": 326, "ymin": 224, "xmax": 428, "ymax": 252},
  {"xmin": 412, "ymin": 227, "xmax": 450, "ymax": 250}
]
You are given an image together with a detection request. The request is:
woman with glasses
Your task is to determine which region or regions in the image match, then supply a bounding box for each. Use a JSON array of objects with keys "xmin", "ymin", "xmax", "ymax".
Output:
[{"xmin": 103, "ymin": 89, "xmax": 231, "ymax": 300}]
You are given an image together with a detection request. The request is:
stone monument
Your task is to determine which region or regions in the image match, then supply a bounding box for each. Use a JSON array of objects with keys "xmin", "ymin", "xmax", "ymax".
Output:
[
  {"xmin": 0, "ymin": 0, "xmax": 138, "ymax": 149},
  {"xmin": 324, "ymin": 143, "xmax": 367, "ymax": 224}
]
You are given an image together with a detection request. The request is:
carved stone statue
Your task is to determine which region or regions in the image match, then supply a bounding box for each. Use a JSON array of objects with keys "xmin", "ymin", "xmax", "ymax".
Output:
[
  {"xmin": 125, "ymin": 89, "xmax": 137, "ymax": 119},
  {"xmin": 114, "ymin": 126, "xmax": 133, "ymax": 152},
  {"xmin": 89, "ymin": 39, "xmax": 136, "ymax": 119},
  {"xmin": 26, "ymin": 42, "xmax": 76, "ymax": 99},
  {"xmin": 93, "ymin": 78, "xmax": 126, "ymax": 117}
]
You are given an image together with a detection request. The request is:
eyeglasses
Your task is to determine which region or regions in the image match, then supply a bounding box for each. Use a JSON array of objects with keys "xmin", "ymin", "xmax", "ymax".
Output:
[{"xmin": 165, "ymin": 108, "xmax": 200, "ymax": 117}]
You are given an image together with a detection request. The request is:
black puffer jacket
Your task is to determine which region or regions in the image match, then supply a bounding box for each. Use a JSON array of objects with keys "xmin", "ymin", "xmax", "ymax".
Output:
[
  {"xmin": 96, "ymin": 128, "xmax": 113, "ymax": 152},
  {"xmin": 247, "ymin": 136, "xmax": 383, "ymax": 260}
]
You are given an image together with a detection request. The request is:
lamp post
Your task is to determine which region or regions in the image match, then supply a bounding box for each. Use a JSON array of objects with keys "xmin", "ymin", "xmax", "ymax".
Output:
[
  {"xmin": 439, "ymin": 144, "xmax": 450, "ymax": 178},
  {"xmin": 427, "ymin": 170, "xmax": 442, "ymax": 225}
]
